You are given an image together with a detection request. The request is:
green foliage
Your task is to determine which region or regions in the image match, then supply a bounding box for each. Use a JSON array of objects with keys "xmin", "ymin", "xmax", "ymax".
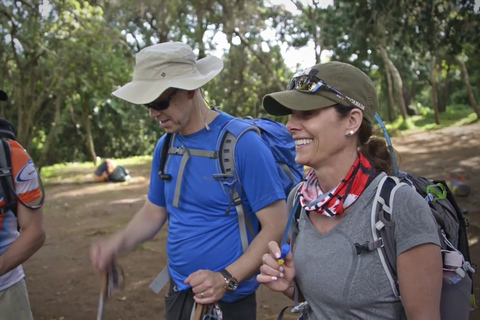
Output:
[
  {"xmin": 385, "ymin": 104, "xmax": 477, "ymax": 133},
  {"xmin": 1, "ymin": 0, "xmax": 478, "ymax": 167}
]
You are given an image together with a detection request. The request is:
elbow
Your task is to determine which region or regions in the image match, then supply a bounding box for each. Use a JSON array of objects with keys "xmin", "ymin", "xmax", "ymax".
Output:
[
  {"xmin": 38, "ymin": 229, "xmax": 46, "ymax": 248},
  {"xmin": 28, "ymin": 225, "xmax": 47, "ymax": 251}
]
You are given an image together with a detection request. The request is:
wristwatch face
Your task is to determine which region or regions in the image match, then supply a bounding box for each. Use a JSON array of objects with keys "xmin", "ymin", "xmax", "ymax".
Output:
[
  {"xmin": 221, "ymin": 269, "xmax": 239, "ymax": 291},
  {"xmin": 226, "ymin": 277, "xmax": 239, "ymax": 291}
]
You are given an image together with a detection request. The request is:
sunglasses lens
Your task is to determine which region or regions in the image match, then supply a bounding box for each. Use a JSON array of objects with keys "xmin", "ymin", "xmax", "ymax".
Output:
[
  {"xmin": 148, "ymin": 101, "xmax": 168, "ymax": 111},
  {"xmin": 289, "ymin": 75, "xmax": 322, "ymax": 92},
  {"xmin": 145, "ymin": 89, "xmax": 178, "ymax": 111}
]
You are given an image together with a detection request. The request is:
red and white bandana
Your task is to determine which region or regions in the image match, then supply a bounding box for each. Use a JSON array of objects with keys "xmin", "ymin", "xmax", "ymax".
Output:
[{"xmin": 298, "ymin": 153, "xmax": 376, "ymax": 217}]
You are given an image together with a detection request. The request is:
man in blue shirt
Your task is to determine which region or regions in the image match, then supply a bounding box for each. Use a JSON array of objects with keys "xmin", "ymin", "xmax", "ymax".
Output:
[{"xmin": 90, "ymin": 42, "xmax": 288, "ymax": 319}]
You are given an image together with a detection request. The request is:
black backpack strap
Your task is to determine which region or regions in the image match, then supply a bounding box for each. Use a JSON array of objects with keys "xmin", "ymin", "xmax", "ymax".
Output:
[
  {"xmin": 0, "ymin": 139, "xmax": 16, "ymax": 216},
  {"xmin": 158, "ymin": 133, "xmax": 173, "ymax": 181},
  {"xmin": 433, "ymin": 180, "xmax": 471, "ymax": 263}
]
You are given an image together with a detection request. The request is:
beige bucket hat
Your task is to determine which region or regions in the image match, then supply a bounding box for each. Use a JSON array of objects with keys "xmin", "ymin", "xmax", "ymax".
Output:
[{"xmin": 113, "ymin": 42, "xmax": 224, "ymax": 104}]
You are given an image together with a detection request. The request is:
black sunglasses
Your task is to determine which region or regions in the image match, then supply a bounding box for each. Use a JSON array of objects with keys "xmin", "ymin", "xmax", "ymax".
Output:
[
  {"xmin": 288, "ymin": 75, "xmax": 365, "ymax": 110},
  {"xmin": 144, "ymin": 89, "xmax": 179, "ymax": 111}
]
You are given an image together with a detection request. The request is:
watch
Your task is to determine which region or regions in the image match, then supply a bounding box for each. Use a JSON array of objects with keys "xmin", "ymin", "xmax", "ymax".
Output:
[{"xmin": 220, "ymin": 269, "xmax": 239, "ymax": 292}]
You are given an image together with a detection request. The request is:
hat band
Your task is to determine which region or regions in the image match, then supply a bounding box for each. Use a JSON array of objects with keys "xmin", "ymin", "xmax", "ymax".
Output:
[{"xmin": 133, "ymin": 63, "xmax": 198, "ymax": 81}]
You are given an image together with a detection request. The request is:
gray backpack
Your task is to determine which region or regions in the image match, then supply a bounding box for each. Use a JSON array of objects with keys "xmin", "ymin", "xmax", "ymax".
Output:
[{"xmin": 367, "ymin": 172, "xmax": 475, "ymax": 319}]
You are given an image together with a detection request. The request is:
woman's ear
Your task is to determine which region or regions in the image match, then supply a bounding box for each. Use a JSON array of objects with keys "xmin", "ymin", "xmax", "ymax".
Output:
[{"xmin": 346, "ymin": 109, "xmax": 363, "ymax": 135}]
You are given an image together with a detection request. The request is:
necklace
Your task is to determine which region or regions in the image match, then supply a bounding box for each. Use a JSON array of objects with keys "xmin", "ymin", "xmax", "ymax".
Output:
[{"xmin": 203, "ymin": 108, "xmax": 212, "ymax": 131}]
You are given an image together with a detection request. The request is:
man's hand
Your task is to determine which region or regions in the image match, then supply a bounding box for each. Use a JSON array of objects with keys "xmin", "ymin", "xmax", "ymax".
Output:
[
  {"xmin": 184, "ymin": 270, "xmax": 227, "ymax": 304},
  {"xmin": 90, "ymin": 237, "xmax": 121, "ymax": 272}
]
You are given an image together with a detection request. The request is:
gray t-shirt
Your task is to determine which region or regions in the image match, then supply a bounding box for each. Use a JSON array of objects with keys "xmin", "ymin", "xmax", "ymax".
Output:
[{"xmin": 293, "ymin": 173, "xmax": 440, "ymax": 319}]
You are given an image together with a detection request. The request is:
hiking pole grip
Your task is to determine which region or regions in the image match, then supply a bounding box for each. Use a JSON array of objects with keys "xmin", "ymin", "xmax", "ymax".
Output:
[{"xmin": 194, "ymin": 303, "xmax": 207, "ymax": 320}]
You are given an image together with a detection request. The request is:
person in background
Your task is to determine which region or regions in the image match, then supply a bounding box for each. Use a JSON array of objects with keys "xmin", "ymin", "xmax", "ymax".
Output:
[
  {"xmin": 93, "ymin": 158, "xmax": 130, "ymax": 183},
  {"xmin": 257, "ymin": 62, "xmax": 442, "ymax": 319},
  {"xmin": 90, "ymin": 42, "xmax": 288, "ymax": 319}
]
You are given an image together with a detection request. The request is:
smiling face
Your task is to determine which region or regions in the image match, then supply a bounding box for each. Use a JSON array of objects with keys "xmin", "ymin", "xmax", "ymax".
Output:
[
  {"xmin": 286, "ymin": 106, "xmax": 358, "ymax": 170},
  {"xmin": 147, "ymin": 88, "xmax": 198, "ymax": 135}
]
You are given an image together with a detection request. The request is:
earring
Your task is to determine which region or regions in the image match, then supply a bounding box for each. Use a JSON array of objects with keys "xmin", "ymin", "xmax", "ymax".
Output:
[{"xmin": 347, "ymin": 130, "xmax": 354, "ymax": 136}]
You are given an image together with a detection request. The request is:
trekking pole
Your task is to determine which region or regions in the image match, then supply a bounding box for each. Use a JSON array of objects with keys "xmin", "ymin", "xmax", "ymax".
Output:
[
  {"xmin": 96, "ymin": 262, "xmax": 125, "ymax": 320},
  {"xmin": 194, "ymin": 302, "xmax": 209, "ymax": 320},
  {"xmin": 97, "ymin": 271, "xmax": 108, "ymax": 320}
]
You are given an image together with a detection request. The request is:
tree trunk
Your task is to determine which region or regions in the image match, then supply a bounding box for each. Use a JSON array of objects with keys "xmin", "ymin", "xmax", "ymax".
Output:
[
  {"xmin": 37, "ymin": 95, "xmax": 63, "ymax": 171},
  {"xmin": 430, "ymin": 57, "xmax": 441, "ymax": 125},
  {"xmin": 378, "ymin": 46, "xmax": 408, "ymax": 121},
  {"xmin": 384, "ymin": 63, "xmax": 397, "ymax": 121},
  {"xmin": 456, "ymin": 55, "xmax": 480, "ymax": 119},
  {"xmin": 81, "ymin": 96, "xmax": 97, "ymax": 165},
  {"xmin": 439, "ymin": 64, "xmax": 450, "ymax": 113}
]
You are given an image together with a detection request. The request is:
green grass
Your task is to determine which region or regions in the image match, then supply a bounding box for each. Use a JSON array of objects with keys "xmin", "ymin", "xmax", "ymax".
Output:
[
  {"xmin": 383, "ymin": 104, "xmax": 478, "ymax": 134},
  {"xmin": 40, "ymin": 155, "xmax": 153, "ymax": 183}
]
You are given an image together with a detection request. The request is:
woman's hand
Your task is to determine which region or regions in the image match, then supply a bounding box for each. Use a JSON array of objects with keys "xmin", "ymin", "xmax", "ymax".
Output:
[{"xmin": 256, "ymin": 241, "xmax": 295, "ymax": 293}]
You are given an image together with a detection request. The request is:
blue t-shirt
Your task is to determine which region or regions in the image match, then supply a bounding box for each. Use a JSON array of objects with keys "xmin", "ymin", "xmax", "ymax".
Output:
[{"xmin": 148, "ymin": 112, "xmax": 286, "ymax": 302}]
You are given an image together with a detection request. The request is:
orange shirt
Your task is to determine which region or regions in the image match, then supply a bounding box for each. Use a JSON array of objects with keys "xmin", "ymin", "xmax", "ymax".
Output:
[{"xmin": 0, "ymin": 140, "xmax": 41, "ymax": 291}]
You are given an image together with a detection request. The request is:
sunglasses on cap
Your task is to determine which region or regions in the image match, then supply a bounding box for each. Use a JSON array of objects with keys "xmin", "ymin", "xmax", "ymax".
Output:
[
  {"xmin": 287, "ymin": 75, "xmax": 366, "ymax": 111},
  {"xmin": 144, "ymin": 89, "xmax": 179, "ymax": 111}
]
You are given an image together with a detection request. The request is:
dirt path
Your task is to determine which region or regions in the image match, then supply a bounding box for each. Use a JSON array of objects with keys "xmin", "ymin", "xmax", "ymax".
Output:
[{"xmin": 24, "ymin": 122, "xmax": 480, "ymax": 320}]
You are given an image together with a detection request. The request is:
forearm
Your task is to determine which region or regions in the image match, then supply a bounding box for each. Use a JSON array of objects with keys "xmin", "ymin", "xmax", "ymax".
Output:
[
  {"xmin": 227, "ymin": 224, "xmax": 283, "ymax": 282},
  {"xmin": 113, "ymin": 202, "xmax": 168, "ymax": 254},
  {"xmin": 0, "ymin": 225, "xmax": 46, "ymax": 276},
  {"xmin": 227, "ymin": 200, "xmax": 287, "ymax": 282}
]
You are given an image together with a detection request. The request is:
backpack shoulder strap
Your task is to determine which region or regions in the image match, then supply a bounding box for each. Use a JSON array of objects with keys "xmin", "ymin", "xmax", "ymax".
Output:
[
  {"xmin": 158, "ymin": 133, "xmax": 173, "ymax": 181},
  {"xmin": 287, "ymin": 182, "xmax": 302, "ymax": 247},
  {"xmin": 214, "ymin": 118, "xmax": 261, "ymax": 253},
  {"xmin": 216, "ymin": 118, "xmax": 260, "ymax": 179},
  {"xmin": 282, "ymin": 183, "xmax": 306, "ymax": 311},
  {"xmin": 371, "ymin": 175, "xmax": 408, "ymax": 298},
  {"xmin": 161, "ymin": 132, "xmax": 218, "ymax": 208},
  {"xmin": 0, "ymin": 139, "xmax": 16, "ymax": 216}
]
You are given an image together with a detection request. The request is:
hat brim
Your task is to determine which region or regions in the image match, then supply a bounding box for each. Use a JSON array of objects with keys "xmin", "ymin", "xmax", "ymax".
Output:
[
  {"xmin": 112, "ymin": 55, "xmax": 223, "ymax": 104},
  {"xmin": 0, "ymin": 90, "xmax": 7, "ymax": 101},
  {"xmin": 263, "ymin": 90, "xmax": 348, "ymax": 116}
]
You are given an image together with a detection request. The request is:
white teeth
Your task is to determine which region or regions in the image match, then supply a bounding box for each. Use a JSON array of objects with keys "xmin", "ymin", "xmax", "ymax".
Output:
[{"xmin": 295, "ymin": 139, "xmax": 312, "ymax": 146}]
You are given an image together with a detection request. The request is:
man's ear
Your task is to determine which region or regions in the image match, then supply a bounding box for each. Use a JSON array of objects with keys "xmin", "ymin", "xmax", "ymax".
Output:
[
  {"xmin": 346, "ymin": 108, "xmax": 363, "ymax": 134},
  {"xmin": 187, "ymin": 90, "xmax": 196, "ymax": 100}
]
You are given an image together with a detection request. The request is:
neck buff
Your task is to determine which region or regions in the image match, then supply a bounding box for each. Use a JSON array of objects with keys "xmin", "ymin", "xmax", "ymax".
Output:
[{"xmin": 298, "ymin": 153, "xmax": 376, "ymax": 217}]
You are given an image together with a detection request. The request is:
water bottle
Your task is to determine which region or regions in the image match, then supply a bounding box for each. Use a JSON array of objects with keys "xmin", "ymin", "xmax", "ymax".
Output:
[{"xmin": 442, "ymin": 251, "xmax": 465, "ymax": 285}]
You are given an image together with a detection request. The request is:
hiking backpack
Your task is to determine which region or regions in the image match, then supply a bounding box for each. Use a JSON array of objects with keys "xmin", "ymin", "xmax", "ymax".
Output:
[
  {"xmin": 158, "ymin": 114, "xmax": 304, "ymax": 253},
  {"xmin": 108, "ymin": 166, "xmax": 130, "ymax": 182},
  {"xmin": 368, "ymin": 173, "xmax": 475, "ymax": 320},
  {"xmin": 279, "ymin": 114, "xmax": 475, "ymax": 319}
]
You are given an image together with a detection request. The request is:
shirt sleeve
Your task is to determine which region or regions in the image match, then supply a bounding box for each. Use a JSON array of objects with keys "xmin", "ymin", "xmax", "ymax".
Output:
[
  {"xmin": 9, "ymin": 140, "xmax": 41, "ymax": 204},
  {"xmin": 234, "ymin": 130, "xmax": 286, "ymax": 213},
  {"xmin": 392, "ymin": 184, "xmax": 441, "ymax": 256},
  {"xmin": 147, "ymin": 136, "xmax": 166, "ymax": 207}
]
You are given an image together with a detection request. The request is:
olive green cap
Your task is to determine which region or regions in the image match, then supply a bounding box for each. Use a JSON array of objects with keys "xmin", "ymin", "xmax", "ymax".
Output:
[{"xmin": 263, "ymin": 61, "xmax": 378, "ymax": 124}]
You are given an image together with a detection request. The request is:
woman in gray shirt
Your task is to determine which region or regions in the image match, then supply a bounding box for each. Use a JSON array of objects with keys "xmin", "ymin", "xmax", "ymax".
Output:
[{"xmin": 257, "ymin": 61, "xmax": 442, "ymax": 319}]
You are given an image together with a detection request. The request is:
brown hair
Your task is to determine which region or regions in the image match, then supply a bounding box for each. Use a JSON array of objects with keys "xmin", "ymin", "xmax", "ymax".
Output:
[{"xmin": 334, "ymin": 105, "xmax": 394, "ymax": 175}]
